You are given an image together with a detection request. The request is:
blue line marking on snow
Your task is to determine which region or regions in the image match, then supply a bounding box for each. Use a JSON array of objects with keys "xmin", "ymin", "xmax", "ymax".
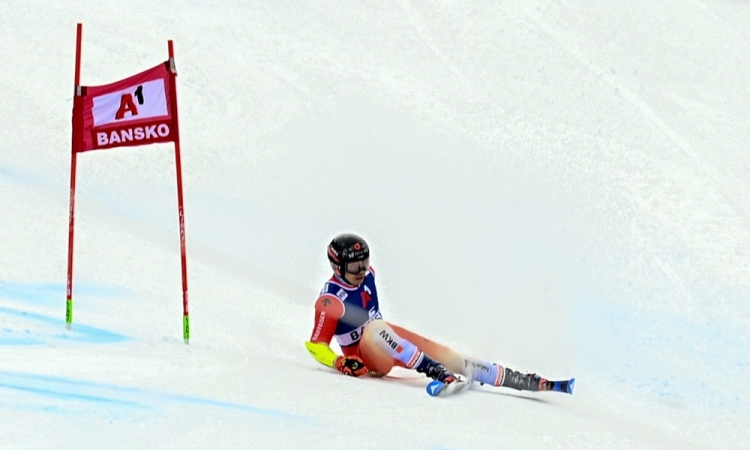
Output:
[
  {"xmin": 0, "ymin": 372, "xmax": 314, "ymax": 423},
  {"xmin": 163, "ymin": 394, "xmax": 309, "ymax": 419},
  {"xmin": 0, "ymin": 306, "xmax": 129, "ymax": 345},
  {"xmin": 0, "ymin": 382, "xmax": 149, "ymax": 409},
  {"xmin": 0, "ymin": 281, "xmax": 132, "ymax": 306},
  {"xmin": 0, "ymin": 281, "xmax": 131, "ymax": 346}
]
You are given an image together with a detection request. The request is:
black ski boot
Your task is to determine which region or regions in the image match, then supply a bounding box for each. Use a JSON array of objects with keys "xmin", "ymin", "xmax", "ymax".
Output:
[
  {"xmin": 500, "ymin": 368, "xmax": 551, "ymax": 392},
  {"xmin": 414, "ymin": 353, "xmax": 456, "ymax": 383}
]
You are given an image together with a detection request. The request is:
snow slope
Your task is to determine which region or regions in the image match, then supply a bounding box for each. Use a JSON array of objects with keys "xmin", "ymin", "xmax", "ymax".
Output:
[{"xmin": 1, "ymin": 0, "xmax": 748, "ymax": 448}]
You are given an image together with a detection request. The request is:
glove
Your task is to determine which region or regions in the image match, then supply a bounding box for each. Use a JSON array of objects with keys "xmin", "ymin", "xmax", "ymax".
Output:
[{"xmin": 335, "ymin": 355, "xmax": 370, "ymax": 377}]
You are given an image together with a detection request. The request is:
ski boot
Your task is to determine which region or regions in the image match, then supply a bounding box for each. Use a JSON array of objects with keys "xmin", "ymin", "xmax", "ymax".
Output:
[
  {"xmin": 500, "ymin": 368, "xmax": 551, "ymax": 392},
  {"xmin": 414, "ymin": 353, "xmax": 456, "ymax": 384}
]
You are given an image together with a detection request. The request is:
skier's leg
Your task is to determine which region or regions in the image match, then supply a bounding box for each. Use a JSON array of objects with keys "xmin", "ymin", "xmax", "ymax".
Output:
[
  {"xmin": 360, "ymin": 320, "xmax": 548, "ymax": 390},
  {"xmin": 359, "ymin": 320, "xmax": 456, "ymax": 382},
  {"xmin": 388, "ymin": 324, "xmax": 549, "ymax": 391},
  {"xmin": 386, "ymin": 323, "xmax": 466, "ymax": 375},
  {"xmin": 358, "ymin": 320, "xmax": 419, "ymax": 374}
]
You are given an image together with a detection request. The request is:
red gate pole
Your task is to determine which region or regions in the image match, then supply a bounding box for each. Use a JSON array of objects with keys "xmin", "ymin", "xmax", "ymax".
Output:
[
  {"xmin": 66, "ymin": 23, "xmax": 83, "ymax": 330},
  {"xmin": 168, "ymin": 40, "xmax": 190, "ymax": 344}
]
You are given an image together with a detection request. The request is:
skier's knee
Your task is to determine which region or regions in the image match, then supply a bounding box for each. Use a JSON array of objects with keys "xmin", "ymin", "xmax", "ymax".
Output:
[
  {"xmin": 367, "ymin": 321, "xmax": 422, "ymax": 364},
  {"xmin": 362, "ymin": 319, "xmax": 389, "ymax": 340}
]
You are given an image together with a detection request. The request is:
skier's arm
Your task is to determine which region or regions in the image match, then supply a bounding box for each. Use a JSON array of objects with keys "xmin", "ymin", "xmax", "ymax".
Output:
[
  {"xmin": 305, "ymin": 295, "xmax": 369, "ymax": 377},
  {"xmin": 304, "ymin": 341, "xmax": 339, "ymax": 367},
  {"xmin": 305, "ymin": 294, "xmax": 344, "ymax": 367}
]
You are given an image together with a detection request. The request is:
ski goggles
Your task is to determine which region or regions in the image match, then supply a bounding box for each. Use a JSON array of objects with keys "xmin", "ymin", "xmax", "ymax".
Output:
[{"xmin": 345, "ymin": 258, "xmax": 370, "ymax": 275}]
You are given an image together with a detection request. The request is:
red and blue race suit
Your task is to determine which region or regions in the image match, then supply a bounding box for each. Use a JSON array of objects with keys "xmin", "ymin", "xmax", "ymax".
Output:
[{"xmin": 309, "ymin": 268, "xmax": 382, "ymax": 357}]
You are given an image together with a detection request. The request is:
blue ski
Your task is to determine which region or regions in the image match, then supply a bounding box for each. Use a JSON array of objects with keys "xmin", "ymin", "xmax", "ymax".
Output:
[{"xmin": 426, "ymin": 375, "xmax": 470, "ymax": 397}]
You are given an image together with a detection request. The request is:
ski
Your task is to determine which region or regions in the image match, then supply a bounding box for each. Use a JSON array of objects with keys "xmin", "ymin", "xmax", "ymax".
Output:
[
  {"xmin": 426, "ymin": 374, "xmax": 471, "ymax": 397},
  {"xmin": 546, "ymin": 378, "xmax": 575, "ymax": 395}
]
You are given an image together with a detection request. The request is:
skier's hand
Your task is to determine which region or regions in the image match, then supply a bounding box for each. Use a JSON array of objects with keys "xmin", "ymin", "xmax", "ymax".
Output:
[
  {"xmin": 335, "ymin": 355, "xmax": 369, "ymax": 377},
  {"xmin": 368, "ymin": 370, "xmax": 386, "ymax": 378}
]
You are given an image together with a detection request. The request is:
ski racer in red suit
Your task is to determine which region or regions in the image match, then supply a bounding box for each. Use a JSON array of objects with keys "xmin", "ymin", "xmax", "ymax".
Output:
[{"xmin": 305, "ymin": 233, "xmax": 553, "ymax": 392}]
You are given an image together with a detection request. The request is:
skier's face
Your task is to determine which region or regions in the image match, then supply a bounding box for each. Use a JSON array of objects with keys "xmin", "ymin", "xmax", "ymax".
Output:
[{"xmin": 343, "ymin": 258, "xmax": 369, "ymax": 286}]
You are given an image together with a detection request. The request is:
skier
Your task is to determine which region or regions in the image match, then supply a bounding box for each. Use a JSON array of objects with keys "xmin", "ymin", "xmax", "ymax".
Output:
[{"xmin": 305, "ymin": 233, "xmax": 553, "ymax": 393}]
